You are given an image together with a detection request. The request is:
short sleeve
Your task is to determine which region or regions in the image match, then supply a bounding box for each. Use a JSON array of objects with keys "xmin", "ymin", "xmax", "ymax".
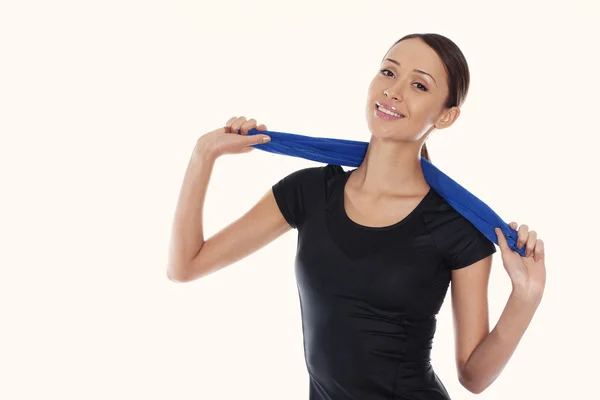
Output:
[
  {"xmin": 443, "ymin": 220, "xmax": 497, "ymax": 270},
  {"xmin": 271, "ymin": 166, "xmax": 325, "ymax": 230}
]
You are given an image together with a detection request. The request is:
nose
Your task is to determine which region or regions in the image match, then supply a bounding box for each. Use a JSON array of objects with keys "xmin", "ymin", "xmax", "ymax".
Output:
[{"xmin": 383, "ymin": 88, "xmax": 402, "ymax": 102}]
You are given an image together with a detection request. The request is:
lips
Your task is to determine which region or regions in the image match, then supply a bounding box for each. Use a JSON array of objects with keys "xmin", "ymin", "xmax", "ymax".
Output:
[{"xmin": 375, "ymin": 102, "xmax": 405, "ymax": 119}]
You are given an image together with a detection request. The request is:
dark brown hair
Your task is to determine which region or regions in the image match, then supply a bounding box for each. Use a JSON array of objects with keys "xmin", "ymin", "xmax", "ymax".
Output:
[{"xmin": 387, "ymin": 33, "xmax": 470, "ymax": 162}]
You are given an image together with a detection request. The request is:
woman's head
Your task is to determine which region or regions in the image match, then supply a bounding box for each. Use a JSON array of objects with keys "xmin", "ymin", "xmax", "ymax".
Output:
[{"xmin": 365, "ymin": 33, "xmax": 470, "ymax": 161}]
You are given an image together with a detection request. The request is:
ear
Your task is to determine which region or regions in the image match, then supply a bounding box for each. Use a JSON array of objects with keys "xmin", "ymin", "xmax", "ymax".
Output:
[{"xmin": 434, "ymin": 106, "xmax": 460, "ymax": 130}]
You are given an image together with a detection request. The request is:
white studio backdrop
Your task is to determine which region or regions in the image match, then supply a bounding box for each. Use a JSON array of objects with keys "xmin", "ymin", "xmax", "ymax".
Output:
[{"xmin": 1, "ymin": 0, "xmax": 598, "ymax": 399}]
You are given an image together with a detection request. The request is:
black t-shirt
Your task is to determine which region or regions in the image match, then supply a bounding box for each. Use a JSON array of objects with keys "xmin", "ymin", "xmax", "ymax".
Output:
[{"xmin": 272, "ymin": 164, "xmax": 496, "ymax": 400}]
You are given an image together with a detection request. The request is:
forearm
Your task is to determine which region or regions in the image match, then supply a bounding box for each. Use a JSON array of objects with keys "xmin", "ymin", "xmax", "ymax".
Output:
[
  {"xmin": 460, "ymin": 290, "xmax": 542, "ymax": 393},
  {"xmin": 167, "ymin": 142, "xmax": 217, "ymax": 281}
]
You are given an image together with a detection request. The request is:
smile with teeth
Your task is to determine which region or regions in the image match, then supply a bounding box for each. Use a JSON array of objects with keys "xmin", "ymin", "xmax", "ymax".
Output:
[{"xmin": 376, "ymin": 104, "xmax": 404, "ymax": 118}]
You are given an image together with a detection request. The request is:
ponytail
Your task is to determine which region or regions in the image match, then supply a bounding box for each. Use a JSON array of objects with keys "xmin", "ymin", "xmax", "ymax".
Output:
[{"xmin": 421, "ymin": 143, "xmax": 430, "ymax": 162}]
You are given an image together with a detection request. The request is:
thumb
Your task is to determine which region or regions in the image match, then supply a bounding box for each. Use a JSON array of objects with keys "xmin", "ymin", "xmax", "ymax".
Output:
[
  {"xmin": 495, "ymin": 227, "xmax": 509, "ymax": 251},
  {"xmin": 249, "ymin": 134, "xmax": 271, "ymax": 144}
]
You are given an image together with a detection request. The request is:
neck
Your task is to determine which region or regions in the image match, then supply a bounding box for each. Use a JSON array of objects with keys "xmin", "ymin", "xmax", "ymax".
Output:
[{"xmin": 351, "ymin": 136, "xmax": 429, "ymax": 196}]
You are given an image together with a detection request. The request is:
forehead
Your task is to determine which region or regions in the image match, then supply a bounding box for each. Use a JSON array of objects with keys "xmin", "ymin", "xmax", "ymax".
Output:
[{"xmin": 384, "ymin": 38, "xmax": 447, "ymax": 83}]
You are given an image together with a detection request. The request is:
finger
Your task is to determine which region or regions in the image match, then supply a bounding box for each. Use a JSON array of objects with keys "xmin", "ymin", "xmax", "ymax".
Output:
[
  {"xmin": 246, "ymin": 133, "xmax": 270, "ymax": 144},
  {"xmin": 534, "ymin": 239, "xmax": 545, "ymax": 262},
  {"xmin": 495, "ymin": 228, "xmax": 509, "ymax": 251},
  {"xmin": 225, "ymin": 116, "xmax": 237, "ymax": 132},
  {"xmin": 240, "ymin": 118, "xmax": 257, "ymax": 134},
  {"xmin": 517, "ymin": 224, "xmax": 529, "ymax": 250},
  {"xmin": 256, "ymin": 124, "xmax": 268, "ymax": 131},
  {"xmin": 525, "ymin": 230, "xmax": 537, "ymax": 258},
  {"xmin": 231, "ymin": 116, "xmax": 247, "ymax": 134},
  {"xmin": 509, "ymin": 221, "xmax": 518, "ymax": 230},
  {"xmin": 239, "ymin": 135, "xmax": 270, "ymax": 150}
]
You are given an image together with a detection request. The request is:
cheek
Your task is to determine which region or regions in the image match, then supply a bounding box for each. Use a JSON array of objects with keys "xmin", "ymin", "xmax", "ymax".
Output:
[
  {"xmin": 410, "ymin": 97, "xmax": 438, "ymax": 116},
  {"xmin": 365, "ymin": 85, "xmax": 377, "ymax": 108},
  {"xmin": 367, "ymin": 76, "xmax": 384, "ymax": 95},
  {"xmin": 366, "ymin": 83, "xmax": 375, "ymax": 100}
]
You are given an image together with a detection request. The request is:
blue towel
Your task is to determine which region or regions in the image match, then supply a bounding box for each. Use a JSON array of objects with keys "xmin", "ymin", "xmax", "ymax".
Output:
[{"xmin": 244, "ymin": 128, "xmax": 525, "ymax": 256}]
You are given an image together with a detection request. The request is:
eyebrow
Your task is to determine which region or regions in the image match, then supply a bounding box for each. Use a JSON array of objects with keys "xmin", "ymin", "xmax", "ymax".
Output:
[{"xmin": 383, "ymin": 58, "xmax": 438, "ymax": 87}]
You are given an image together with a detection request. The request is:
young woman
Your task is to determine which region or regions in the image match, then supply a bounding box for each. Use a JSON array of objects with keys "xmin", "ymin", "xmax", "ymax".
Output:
[{"xmin": 167, "ymin": 33, "xmax": 546, "ymax": 399}]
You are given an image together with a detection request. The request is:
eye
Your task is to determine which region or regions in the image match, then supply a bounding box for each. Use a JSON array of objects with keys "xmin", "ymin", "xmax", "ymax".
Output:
[
  {"xmin": 379, "ymin": 68, "xmax": 429, "ymax": 92},
  {"xmin": 380, "ymin": 69, "xmax": 429, "ymax": 92},
  {"xmin": 414, "ymin": 82, "xmax": 429, "ymax": 92}
]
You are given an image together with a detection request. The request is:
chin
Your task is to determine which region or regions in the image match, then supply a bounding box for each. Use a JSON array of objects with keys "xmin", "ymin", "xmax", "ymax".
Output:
[
  {"xmin": 367, "ymin": 120, "xmax": 421, "ymax": 144},
  {"xmin": 367, "ymin": 123, "xmax": 397, "ymax": 140},
  {"xmin": 366, "ymin": 112, "xmax": 395, "ymax": 133}
]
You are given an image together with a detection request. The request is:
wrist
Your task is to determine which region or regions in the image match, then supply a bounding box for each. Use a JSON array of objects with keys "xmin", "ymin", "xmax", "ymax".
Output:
[
  {"xmin": 193, "ymin": 137, "xmax": 219, "ymax": 162},
  {"xmin": 511, "ymin": 284, "xmax": 544, "ymax": 306}
]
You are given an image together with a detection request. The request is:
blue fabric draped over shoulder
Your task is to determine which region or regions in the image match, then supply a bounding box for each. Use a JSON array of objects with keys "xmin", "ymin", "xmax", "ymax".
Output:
[{"xmin": 244, "ymin": 128, "xmax": 525, "ymax": 257}]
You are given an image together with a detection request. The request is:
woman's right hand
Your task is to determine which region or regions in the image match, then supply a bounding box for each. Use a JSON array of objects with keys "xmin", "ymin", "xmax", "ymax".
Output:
[{"xmin": 196, "ymin": 116, "xmax": 271, "ymax": 159}]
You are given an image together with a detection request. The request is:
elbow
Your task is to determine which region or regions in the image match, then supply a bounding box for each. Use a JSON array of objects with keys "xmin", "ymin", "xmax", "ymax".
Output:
[
  {"xmin": 462, "ymin": 383, "xmax": 484, "ymax": 395},
  {"xmin": 470, "ymin": 385, "xmax": 487, "ymax": 395},
  {"xmin": 458, "ymin": 371, "xmax": 487, "ymax": 395},
  {"xmin": 166, "ymin": 264, "xmax": 195, "ymax": 283},
  {"xmin": 167, "ymin": 259, "xmax": 211, "ymax": 283},
  {"xmin": 167, "ymin": 247, "xmax": 215, "ymax": 282},
  {"xmin": 461, "ymin": 379, "xmax": 488, "ymax": 395},
  {"xmin": 166, "ymin": 270, "xmax": 187, "ymax": 283},
  {"xmin": 167, "ymin": 272, "xmax": 188, "ymax": 283},
  {"xmin": 167, "ymin": 244, "xmax": 208, "ymax": 283}
]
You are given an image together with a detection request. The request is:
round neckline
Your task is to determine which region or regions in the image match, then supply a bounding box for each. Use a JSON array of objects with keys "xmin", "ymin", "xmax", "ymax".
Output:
[{"xmin": 340, "ymin": 168, "xmax": 434, "ymax": 231}]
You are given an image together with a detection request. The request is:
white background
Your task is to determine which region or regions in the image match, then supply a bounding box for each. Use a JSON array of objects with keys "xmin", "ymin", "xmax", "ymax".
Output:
[{"xmin": 1, "ymin": 0, "xmax": 599, "ymax": 399}]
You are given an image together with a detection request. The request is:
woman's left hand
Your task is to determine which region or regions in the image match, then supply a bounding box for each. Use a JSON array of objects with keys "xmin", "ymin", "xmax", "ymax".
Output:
[{"xmin": 495, "ymin": 222, "xmax": 546, "ymax": 303}]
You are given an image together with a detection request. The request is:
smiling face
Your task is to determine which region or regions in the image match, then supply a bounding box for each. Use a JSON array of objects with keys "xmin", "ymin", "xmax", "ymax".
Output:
[{"xmin": 366, "ymin": 38, "xmax": 457, "ymax": 142}]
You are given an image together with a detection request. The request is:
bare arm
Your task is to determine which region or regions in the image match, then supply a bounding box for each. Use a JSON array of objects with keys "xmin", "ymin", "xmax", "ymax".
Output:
[
  {"xmin": 455, "ymin": 278, "xmax": 541, "ymax": 394},
  {"xmin": 167, "ymin": 117, "xmax": 290, "ymax": 282},
  {"xmin": 450, "ymin": 255, "xmax": 493, "ymax": 393},
  {"xmin": 452, "ymin": 223, "xmax": 545, "ymax": 394}
]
